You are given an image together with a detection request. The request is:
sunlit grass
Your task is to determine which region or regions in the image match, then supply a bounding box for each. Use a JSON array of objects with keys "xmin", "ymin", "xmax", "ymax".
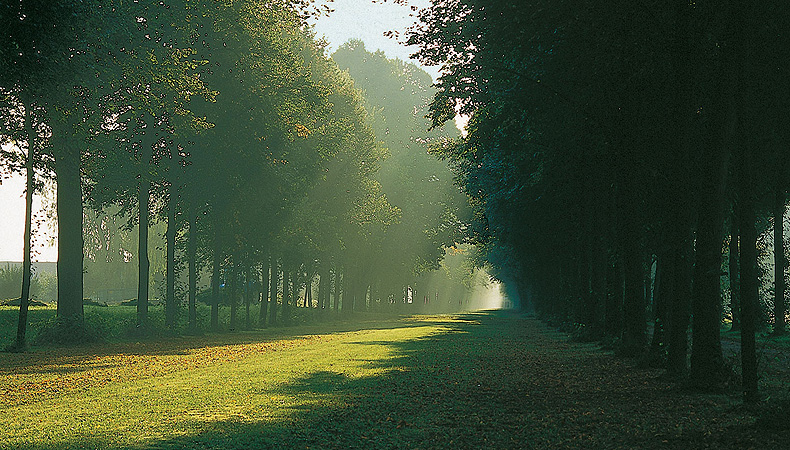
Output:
[
  {"xmin": 0, "ymin": 316, "xmax": 454, "ymax": 449},
  {"xmin": 0, "ymin": 303, "xmax": 331, "ymax": 348},
  {"xmin": 2, "ymin": 312, "xmax": 789, "ymax": 449}
]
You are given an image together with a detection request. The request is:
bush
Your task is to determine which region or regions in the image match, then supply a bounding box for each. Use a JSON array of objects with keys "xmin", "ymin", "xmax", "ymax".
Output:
[
  {"xmin": 0, "ymin": 265, "xmax": 57, "ymax": 304},
  {"xmin": 1, "ymin": 298, "xmax": 48, "ymax": 307},
  {"xmin": 756, "ymin": 397, "xmax": 790, "ymax": 430},
  {"xmin": 83, "ymin": 299, "xmax": 109, "ymax": 307},
  {"xmin": 33, "ymin": 312, "xmax": 115, "ymax": 346}
]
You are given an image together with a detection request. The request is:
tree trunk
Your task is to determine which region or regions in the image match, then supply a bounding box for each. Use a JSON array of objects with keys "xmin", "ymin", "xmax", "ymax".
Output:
[
  {"xmin": 729, "ymin": 216, "xmax": 741, "ymax": 331},
  {"xmin": 15, "ymin": 102, "xmax": 35, "ymax": 350},
  {"xmin": 55, "ymin": 136, "xmax": 84, "ymax": 323},
  {"xmin": 136, "ymin": 143, "xmax": 151, "ymax": 328},
  {"xmin": 306, "ymin": 273, "xmax": 313, "ymax": 308},
  {"xmin": 343, "ymin": 266, "xmax": 354, "ymax": 314},
  {"xmin": 621, "ymin": 233, "xmax": 646, "ymax": 357},
  {"xmin": 334, "ymin": 267, "xmax": 342, "ymax": 313},
  {"xmin": 360, "ymin": 283, "xmax": 369, "ymax": 311},
  {"xmin": 690, "ymin": 148, "xmax": 729, "ymax": 388},
  {"xmin": 736, "ymin": 25, "xmax": 758, "ymax": 400},
  {"xmin": 229, "ymin": 262, "xmax": 237, "ymax": 331},
  {"xmin": 644, "ymin": 255, "xmax": 654, "ymax": 317},
  {"xmin": 295, "ymin": 268, "xmax": 301, "ymax": 308},
  {"xmin": 739, "ymin": 164, "xmax": 759, "ymax": 402},
  {"xmin": 187, "ymin": 198, "xmax": 198, "ymax": 332},
  {"xmin": 298, "ymin": 269, "xmax": 305, "ymax": 307},
  {"xmin": 604, "ymin": 256, "xmax": 623, "ymax": 338},
  {"xmin": 282, "ymin": 265, "xmax": 290, "ymax": 325},
  {"xmin": 269, "ymin": 257, "xmax": 279, "ymax": 326},
  {"xmin": 318, "ymin": 261, "xmax": 329, "ymax": 313},
  {"xmin": 370, "ymin": 281, "xmax": 377, "ymax": 310},
  {"xmin": 648, "ymin": 253, "xmax": 667, "ymax": 364},
  {"xmin": 590, "ymin": 212, "xmax": 608, "ymax": 334},
  {"xmin": 165, "ymin": 181, "xmax": 177, "ymax": 328},
  {"xmin": 666, "ymin": 215, "xmax": 693, "ymax": 377},
  {"xmin": 211, "ymin": 224, "xmax": 221, "ymax": 331},
  {"xmin": 774, "ymin": 189, "xmax": 786, "ymax": 334},
  {"xmin": 259, "ymin": 253, "xmax": 269, "ymax": 328},
  {"xmin": 245, "ymin": 263, "xmax": 252, "ymax": 330}
]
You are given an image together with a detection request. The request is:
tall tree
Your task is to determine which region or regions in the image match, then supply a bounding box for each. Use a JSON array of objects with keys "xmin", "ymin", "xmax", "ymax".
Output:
[{"xmin": 14, "ymin": 101, "xmax": 36, "ymax": 350}]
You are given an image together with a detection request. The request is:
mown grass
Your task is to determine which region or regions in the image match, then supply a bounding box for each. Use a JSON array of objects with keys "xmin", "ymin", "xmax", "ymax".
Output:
[
  {"xmin": 0, "ymin": 314, "xmax": 455, "ymax": 449},
  {"xmin": 0, "ymin": 302, "xmax": 333, "ymax": 348},
  {"xmin": 3, "ymin": 311, "xmax": 790, "ymax": 449}
]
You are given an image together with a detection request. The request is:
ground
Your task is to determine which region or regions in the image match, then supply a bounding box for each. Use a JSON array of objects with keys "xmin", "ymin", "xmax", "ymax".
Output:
[{"xmin": 1, "ymin": 311, "xmax": 789, "ymax": 449}]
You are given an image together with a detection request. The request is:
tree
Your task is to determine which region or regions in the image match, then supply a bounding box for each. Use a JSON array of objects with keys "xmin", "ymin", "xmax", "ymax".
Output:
[
  {"xmin": 332, "ymin": 41, "xmax": 467, "ymax": 306},
  {"xmin": 407, "ymin": 0, "xmax": 787, "ymax": 399}
]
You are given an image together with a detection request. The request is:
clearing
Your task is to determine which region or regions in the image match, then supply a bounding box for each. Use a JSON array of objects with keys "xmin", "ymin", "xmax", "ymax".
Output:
[{"xmin": 1, "ymin": 312, "xmax": 788, "ymax": 449}]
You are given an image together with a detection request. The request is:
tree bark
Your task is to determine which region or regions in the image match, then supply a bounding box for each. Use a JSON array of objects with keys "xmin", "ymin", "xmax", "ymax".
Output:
[
  {"xmin": 282, "ymin": 265, "xmax": 290, "ymax": 325},
  {"xmin": 306, "ymin": 273, "xmax": 313, "ymax": 308},
  {"xmin": 244, "ymin": 263, "xmax": 252, "ymax": 330},
  {"xmin": 729, "ymin": 216, "xmax": 741, "ymax": 331},
  {"xmin": 15, "ymin": 102, "xmax": 35, "ymax": 349},
  {"xmin": 739, "ymin": 159, "xmax": 759, "ymax": 402},
  {"xmin": 187, "ymin": 198, "xmax": 197, "ymax": 332},
  {"xmin": 621, "ymin": 232, "xmax": 646, "ymax": 357},
  {"xmin": 666, "ymin": 215, "xmax": 693, "ymax": 377},
  {"xmin": 55, "ymin": 135, "xmax": 84, "ymax": 323},
  {"xmin": 732, "ymin": 0, "xmax": 757, "ymax": 402},
  {"xmin": 269, "ymin": 257, "xmax": 279, "ymax": 326},
  {"xmin": 318, "ymin": 261, "xmax": 329, "ymax": 313},
  {"xmin": 648, "ymin": 253, "xmax": 667, "ymax": 364},
  {"xmin": 211, "ymin": 223, "xmax": 222, "ymax": 331},
  {"xmin": 229, "ymin": 261, "xmax": 238, "ymax": 331},
  {"xmin": 736, "ymin": 19, "xmax": 758, "ymax": 400},
  {"xmin": 292, "ymin": 268, "xmax": 299, "ymax": 313},
  {"xmin": 259, "ymin": 253, "xmax": 269, "ymax": 328},
  {"xmin": 689, "ymin": 173, "xmax": 728, "ymax": 387},
  {"xmin": 688, "ymin": 97, "xmax": 731, "ymax": 386},
  {"xmin": 165, "ymin": 180, "xmax": 177, "ymax": 328},
  {"xmin": 343, "ymin": 266, "xmax": 354, "ymax": 314},
  {"xmin": 590, "ymin": 209, "xmax": 608, "ymax": 334},
  {"xmin": 604, "ymin": 256, "xmax": 623, "ymax": 339},
  {"xmin": 370, "ymin": 281, "xmax": 377, "ymax": 310},
  {"xmin": 334, "ymin": 266, "xmax": 342, "ymax": 313},
  {"xmin": 774, "ymin": 189, "xmax": 786, "ymax": 334},
  {"xmin": 136, "ymin": 140, "xmax": 152, "ymax": 328}
]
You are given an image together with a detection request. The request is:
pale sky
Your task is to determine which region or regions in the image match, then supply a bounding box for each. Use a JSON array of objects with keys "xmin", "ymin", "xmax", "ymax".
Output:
[
  {"xmin": 0, "ymin": 143, "xmax": 58, "ymax": 262},
  {"xmin": 0, "ymin": 0, "xmax": 437, "ymax": 263},
  {"xmin": 310, "ymin": 0, "xmax": 437, "ymax": 79}
]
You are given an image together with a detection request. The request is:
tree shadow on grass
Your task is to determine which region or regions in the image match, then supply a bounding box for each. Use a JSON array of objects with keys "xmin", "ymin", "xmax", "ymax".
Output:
[
  {"xmin": 11, "ymin": 311, "xmax": 790, "ymax": 450},
  {"xmin": 0, "ymin": 315, "xmax": 435, "ymax": 378}
]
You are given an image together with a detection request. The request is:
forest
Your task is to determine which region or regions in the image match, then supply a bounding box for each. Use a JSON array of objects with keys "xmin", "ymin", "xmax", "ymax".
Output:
[
  {"xmin": 2, "ymin": 0, "xmax": 790, "ymax": 448},
  {"xmin": 406, "ymin": 0, "xmax": 790, "ymax": 403},
  {"xmin": 0, "ymin": 0, "xmax": 482, "ymax": 344}
]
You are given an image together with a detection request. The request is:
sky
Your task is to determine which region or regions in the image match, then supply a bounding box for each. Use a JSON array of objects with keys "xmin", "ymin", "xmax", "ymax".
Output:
[
  {"xmin": 0, "ymin": 0, "xmax": 436, "ymax": 263},
  {"xmin": 0, "ymin": 156, "xmax": 58, "ymax": 262},
  {"xmin": 310, "ymin": 0, "xmax": 437, "ymax": 79}
]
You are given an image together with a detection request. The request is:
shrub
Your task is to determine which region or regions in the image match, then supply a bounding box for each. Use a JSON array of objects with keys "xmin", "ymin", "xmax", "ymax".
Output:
[{"xmin": 33, "ymin": 312, "xmax": 114, "ymax": 346}]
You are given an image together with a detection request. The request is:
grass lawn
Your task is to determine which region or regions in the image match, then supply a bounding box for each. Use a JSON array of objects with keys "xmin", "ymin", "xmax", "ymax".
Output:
[
  {"xmin": 2, "ymin": 311, "xmax": 790, "ymax": 449},
  {"xmin": 0, "ymin": 303, "xmax": 315, "ymax": 347}
]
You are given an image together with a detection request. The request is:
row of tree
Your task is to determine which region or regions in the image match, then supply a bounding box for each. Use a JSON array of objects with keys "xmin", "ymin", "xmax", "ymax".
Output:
[
  {"xmin": 1, "ymin": 1, "xmax": 469, "ymax": 348},
  {"xmin": 408, "ymin": 0, "xmax": 790, "ymax": 402}
]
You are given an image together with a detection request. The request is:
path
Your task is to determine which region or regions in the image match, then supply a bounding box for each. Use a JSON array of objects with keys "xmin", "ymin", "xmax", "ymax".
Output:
[{"xmin": 1, "ymin": 312, "xmax": 788, "ymax": 449}]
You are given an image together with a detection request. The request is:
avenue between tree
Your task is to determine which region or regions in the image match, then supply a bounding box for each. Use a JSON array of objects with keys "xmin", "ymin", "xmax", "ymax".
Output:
[{"xmin": 1, "ymin": 311, "xmax": 786, "ymax": 449}]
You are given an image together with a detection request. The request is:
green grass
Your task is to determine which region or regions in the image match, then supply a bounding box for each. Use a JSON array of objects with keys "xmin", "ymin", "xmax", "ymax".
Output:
[
  {"xmin": 0, "ymin": 302, "xmax": 333, "ymax": 348},
  {"xmin": 0, "ymin": 315, "xmax": 456, "ymax": 449},
  {"xmin": 0, "ymin": 304, "xmax": 56, "ymax": 344},
  {"xmin": 3, "ymin": 312, "xmax": 790, "ymax": 449}
]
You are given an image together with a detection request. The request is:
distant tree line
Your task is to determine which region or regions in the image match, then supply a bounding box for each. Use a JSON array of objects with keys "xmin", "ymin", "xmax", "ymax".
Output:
[
  {"xmin": 0, "ymin": 1, "xmax": 469, "ymax": 349},
  {"xmin": 409, "ymin": 0, "xmax": 790, "ymax": 402}
]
